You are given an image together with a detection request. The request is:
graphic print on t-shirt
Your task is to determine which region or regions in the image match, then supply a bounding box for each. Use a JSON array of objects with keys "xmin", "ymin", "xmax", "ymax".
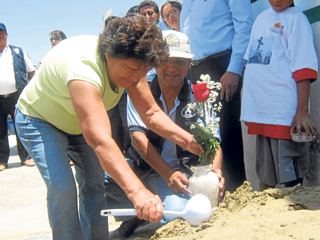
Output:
[{"xmin": 248, "ymin": 36, "xmax": 274, "ymax": 65}]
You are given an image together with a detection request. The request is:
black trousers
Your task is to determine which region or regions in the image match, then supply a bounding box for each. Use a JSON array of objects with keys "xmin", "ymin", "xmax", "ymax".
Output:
[
  {"xmin": 187, "ymin": 53, "xmax": 246, "ymax": 192},
  {"xmin": 0, "ymin": 91, "xmax": 30, "ymax": 164}
]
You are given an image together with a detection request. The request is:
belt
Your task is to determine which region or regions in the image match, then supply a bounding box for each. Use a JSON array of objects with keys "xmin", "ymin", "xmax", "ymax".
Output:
[
  {"xmin": 191, "ymin": 49, "xmax": 232, "ymax": 67},
  {"xmin": 0, "ymin": 91, "xmax": 18, "ymax": 98}
]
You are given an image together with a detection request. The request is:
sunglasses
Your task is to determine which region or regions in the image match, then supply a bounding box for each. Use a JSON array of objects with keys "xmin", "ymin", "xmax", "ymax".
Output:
[
  {"xmin": 163, "ymin": 9, "xmax": 177, "ymax": 22},
  {"xmin": 50, "ymin": 37, "xmax": 60, "ymax": 42}
]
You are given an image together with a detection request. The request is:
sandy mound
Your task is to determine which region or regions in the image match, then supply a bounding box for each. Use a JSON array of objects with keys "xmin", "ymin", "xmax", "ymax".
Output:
[{"xmin": 144, "ymin": 181, "xmax": 320, "ymax": 240}]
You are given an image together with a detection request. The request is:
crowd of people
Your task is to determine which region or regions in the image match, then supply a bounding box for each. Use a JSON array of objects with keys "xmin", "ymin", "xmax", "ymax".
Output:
[{"xmin": 0, "ymin": 0, "xmax": 318, "ymax": 239}]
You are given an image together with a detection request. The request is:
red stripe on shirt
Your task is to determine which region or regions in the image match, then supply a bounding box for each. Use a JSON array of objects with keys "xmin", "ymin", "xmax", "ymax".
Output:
[
  {"xmin": 247, "ymin": 122, "xmax": 291, "ymax": 139},
  {"xmin": 293, "ymin": 68, "xmax": 318, "ymax": 83}
]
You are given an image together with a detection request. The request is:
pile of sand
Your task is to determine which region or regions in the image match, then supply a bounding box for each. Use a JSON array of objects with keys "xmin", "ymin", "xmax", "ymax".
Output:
[{"xmin": 146, "ymin": 181, "xmax": 320, "ymax": 240}]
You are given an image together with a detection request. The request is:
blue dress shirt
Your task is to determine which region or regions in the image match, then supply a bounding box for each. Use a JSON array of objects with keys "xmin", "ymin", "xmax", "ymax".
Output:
[{"xmin": 180, "ymin": 0, "xmax": 254, "ymax": 76}]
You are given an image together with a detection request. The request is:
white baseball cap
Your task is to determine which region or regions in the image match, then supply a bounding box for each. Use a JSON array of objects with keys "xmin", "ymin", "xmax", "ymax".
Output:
[{"xmin": 162, "ymin": 30, "xmax": 194, "ymax": 59}]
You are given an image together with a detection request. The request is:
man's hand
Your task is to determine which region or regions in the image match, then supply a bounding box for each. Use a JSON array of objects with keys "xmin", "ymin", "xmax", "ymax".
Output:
[
  {"xmin": 211, "ymin": 168, "xmax": 225, "ymax": 198},
  {"xmin": 220, "ymin": 71, "xmax": 240, "ymax": 102},
  {"xmin": 131, "ymin": 189, "xmax": 163, "ymax": 223},
  {"xmin": 166, "ymin": 171, "xmax": 191, "ymax": 195},
  {"xmin": 290, "ymin": 112, "xmax": 317, "ymax": 140}
]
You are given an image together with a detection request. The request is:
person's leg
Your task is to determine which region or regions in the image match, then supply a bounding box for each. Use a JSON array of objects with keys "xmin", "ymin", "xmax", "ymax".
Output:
[
  {"xmin": 69, "ymin": 134, "xmax": 109, "ymax": 240},
  {"xmin": 8, "ymin": 91, "xmax": 31, "ymax": 163},
  {"xmin": 0, "ymin": 96, "xmax": 13, "ymax": 166},
  {"xmin": 0, "ymin": 108, "xmax": 9, "ymax": 166},
  {"xmin": 106, "ymin": 158, "xmax": 145, "ymax": 239},
  {"xmin": 148, "ymin": 172, "xmax": 190, "ymax": 223},
  {"xmin": 259, "ymin": 181, "xmax": 275, "ymax": 191},
  {"xmin": 278, "ymin": 139, "xmax": 308, "ymax": 186},
  {"xmin": 284, "ymin": 178, "xmax": 303, "ymax": 188},
  {"xmin": 10, "ymin": 110, "xmax": 32, "ymax": 163},
  {"xmin": 15, "ymin": 108, "xmax": 83, "ymax": 240},
  {"xmin": 256, "ymin": 135, "xmax": 279, "ymax": 190}
]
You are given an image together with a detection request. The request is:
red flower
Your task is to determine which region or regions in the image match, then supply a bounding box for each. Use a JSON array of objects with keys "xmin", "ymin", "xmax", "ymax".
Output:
[{"xmin": 193, "ymin": 83, "xmax": 210, "ymax": 102}]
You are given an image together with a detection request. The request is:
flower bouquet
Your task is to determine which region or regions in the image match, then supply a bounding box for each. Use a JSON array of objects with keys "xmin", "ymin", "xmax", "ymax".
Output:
[
  {"xmin": 182, "ymin": 74, "xmax": 222, "ymax": 165},
  {"xmin": 182, "ymin": 74, "xmax": 222, "ymax": 208}
]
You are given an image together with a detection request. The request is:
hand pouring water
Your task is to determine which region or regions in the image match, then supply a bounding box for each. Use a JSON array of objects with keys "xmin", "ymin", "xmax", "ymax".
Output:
[{"xmin": 101, "ymin": 194, "xmax": 212, "ymax": 226}]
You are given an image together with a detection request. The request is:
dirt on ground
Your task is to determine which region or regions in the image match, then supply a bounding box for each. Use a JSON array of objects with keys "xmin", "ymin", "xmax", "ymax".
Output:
[{"xmin": 138, "ymin": 181, "xmax": 320, "ymax": 240}]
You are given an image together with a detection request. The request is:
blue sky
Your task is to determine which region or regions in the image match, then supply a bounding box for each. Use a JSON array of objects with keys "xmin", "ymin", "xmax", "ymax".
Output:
[{"xmin": 1, "ymin": 0, "xmax": 167, "ymax": 64}]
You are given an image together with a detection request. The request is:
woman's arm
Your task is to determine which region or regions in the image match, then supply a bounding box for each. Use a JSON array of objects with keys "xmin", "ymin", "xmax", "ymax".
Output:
[
  {"xmin": 68, "ymin": 80, "xmax": 163, "ymax": 222},
  {"xmin": 126, "ymin": 78, "xmax": 202, "ymax": 156}
]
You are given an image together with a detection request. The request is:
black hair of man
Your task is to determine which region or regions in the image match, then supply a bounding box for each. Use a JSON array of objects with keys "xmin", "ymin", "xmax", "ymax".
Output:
[
  {"xmin": 138, "ymin": 0, "xmax": 159, "ymax": 13},
  {"xmin": 127, "ymin": 5, "xmax": 139, "ymax": 15}
]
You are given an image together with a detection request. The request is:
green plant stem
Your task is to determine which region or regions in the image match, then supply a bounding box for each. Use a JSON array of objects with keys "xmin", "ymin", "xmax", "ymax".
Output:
[{"xmin": 199, "ymin": 102, "xmax": 205, "ymax": 126}]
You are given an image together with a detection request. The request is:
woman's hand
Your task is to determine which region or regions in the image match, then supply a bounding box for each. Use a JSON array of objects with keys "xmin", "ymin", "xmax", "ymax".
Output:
[
  {"xmin": 131, "ymin": 189, "xmax": 163, "ymax": 223},
  {"xmin": 185, "ymin": 137, "xmax": 203, "ymax": 156}
]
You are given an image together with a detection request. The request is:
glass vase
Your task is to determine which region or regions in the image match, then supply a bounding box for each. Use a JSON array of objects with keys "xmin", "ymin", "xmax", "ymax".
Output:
[{"xmin": 189, "ymin": 164, "xmax": 219, "ymax": 209}]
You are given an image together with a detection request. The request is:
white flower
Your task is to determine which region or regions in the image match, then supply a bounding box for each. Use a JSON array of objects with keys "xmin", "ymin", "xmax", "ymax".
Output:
[
  {"xmin": 206, "ymin": 81, "xmax": 215, "ymax": 89},
  {"xmin": 200, "ymin": 74, "xmax": 211, "ymax": 83}
]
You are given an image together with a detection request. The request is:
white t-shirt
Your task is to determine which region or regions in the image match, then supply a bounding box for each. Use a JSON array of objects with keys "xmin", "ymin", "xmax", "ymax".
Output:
[
  {"xmin": 0, "ymin": 43, "xmax": 35, "ymax": 95},
  {"xmin": 241, "ymin": 7, "xmax": 318, "ymax": 128}
]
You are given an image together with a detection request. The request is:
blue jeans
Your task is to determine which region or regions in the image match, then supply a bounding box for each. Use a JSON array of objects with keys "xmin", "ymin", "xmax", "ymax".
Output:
[
  {"xmin": 147, "ymin": 170, "xmax": 191, "ymax": 223},
  {"xmin": 105, "ymin": 159, "xmax": 191, "ymax": 223},
  {"xmin": 15, "ymin": 108, "xmax": 109, "ymax": 240}
]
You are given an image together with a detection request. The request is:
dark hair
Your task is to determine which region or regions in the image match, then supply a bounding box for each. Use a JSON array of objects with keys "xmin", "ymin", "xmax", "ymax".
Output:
[
  {"xmin": 138, "ymin": 0, "xmax": 159, "ymax": 13},
  {"xmin": 104, "ymin": 15, "xmax": 118, "ymax": 28},
  {"xmin": 160, "ymin": 1, "xmax": 182, "ymax": 28},
  {"xmin": 127, "ymin": 5, "xmax": 139, "ymax": 15},
  {"xmin": 49, "ymin": 30, "xmax": 67, "ymax": 40},
  {"xmin": 97, "ymin": 14, "xmax": 169, "ymax": 68}
]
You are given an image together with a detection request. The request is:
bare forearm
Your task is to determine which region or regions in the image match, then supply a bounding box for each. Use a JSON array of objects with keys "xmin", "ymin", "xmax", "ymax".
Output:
[
  {"xmin": 127, "ymin": 81, "xmax": 200, "ymax": 155},
  {"xmin": 296, "ymin": 79, "xmax": 311, "ymax": 114},
  {"xmin": 145, "ymin": 110, "xmax": 194, "ymax": 150},
  {"xmin": 93, "ymin": 136, "xmax": 146, "ymax": 202}
]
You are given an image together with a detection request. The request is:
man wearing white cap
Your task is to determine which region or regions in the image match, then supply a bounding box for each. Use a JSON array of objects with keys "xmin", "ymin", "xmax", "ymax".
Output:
[{"xmin": 106, "ymin": 30, "xmax": 224, "ymax": 239}]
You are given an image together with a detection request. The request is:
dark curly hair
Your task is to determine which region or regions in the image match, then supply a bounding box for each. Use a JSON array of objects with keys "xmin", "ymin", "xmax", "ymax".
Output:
[{"xmin": 97, "ymin": 14, "xmax": 169, "ymax": 68}]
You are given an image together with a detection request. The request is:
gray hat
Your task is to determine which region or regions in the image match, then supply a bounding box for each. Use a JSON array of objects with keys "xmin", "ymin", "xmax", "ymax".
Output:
[
  {"xmin": 162, "ymin": 30, "xmax": 193, "ymax": 59},
  {"xmin": 0, "ymin": 23, "xmax": 6, "ymax": 33}
]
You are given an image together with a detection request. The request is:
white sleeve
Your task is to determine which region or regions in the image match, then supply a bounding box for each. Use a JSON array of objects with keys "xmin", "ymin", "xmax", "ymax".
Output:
[{"xmin": 23, "ymin": 50, "xmax": 35, "ymax": 72}]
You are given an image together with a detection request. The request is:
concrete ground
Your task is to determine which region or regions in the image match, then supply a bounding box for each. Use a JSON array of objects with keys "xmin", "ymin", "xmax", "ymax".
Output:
[{"xmin": 0, "ymin": 135, "xmax": 161, "ymax": 240}]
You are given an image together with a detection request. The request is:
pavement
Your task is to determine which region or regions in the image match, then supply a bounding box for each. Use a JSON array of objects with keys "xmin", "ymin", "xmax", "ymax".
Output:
[{"xmin": 0, "ymin": 135, "xmax": 161, "ymax": 240}]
